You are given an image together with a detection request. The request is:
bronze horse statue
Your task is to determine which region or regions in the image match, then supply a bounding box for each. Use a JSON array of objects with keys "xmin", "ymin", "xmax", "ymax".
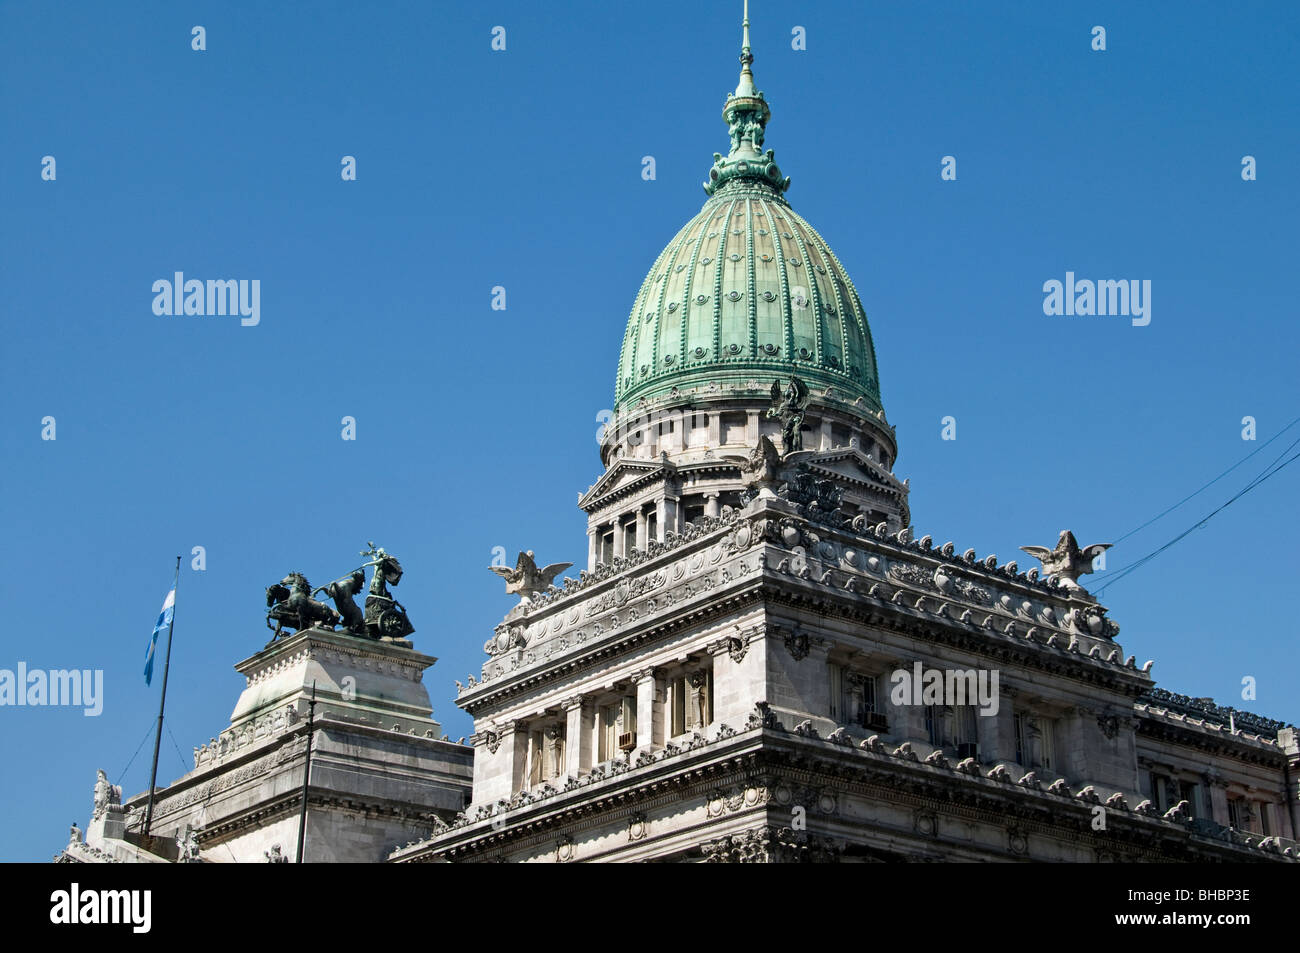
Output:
[
  {"xmin": 266, "ymin": 572, "xmax": 340, "ymax": 639},
  {"xmin": 313, "ymin": 570, "xmax": 367, "ymax": 636}
]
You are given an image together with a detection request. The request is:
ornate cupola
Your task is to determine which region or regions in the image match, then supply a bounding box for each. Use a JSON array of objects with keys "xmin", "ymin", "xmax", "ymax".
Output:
[{"xmin": 581, "ymin": 3, "xmax": 909, "ymax": 570}]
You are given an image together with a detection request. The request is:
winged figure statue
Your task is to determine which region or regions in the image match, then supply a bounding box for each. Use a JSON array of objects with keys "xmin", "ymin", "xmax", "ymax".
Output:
[{"xmin": 767, "ymin": 377, "xmax": 809, "ymax": 454}]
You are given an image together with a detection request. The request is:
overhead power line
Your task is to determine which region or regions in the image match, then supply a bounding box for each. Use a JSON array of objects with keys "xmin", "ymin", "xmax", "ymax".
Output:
[{"xmin": 1093, "ymin": 433, "xmax": 1300, "ymax": 595}]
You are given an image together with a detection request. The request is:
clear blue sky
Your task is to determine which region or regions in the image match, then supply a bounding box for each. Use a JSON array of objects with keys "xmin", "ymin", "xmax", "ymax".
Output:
[{"xmin": 1, "ymin": 1, "xmax": 1296, "ymax": 861}]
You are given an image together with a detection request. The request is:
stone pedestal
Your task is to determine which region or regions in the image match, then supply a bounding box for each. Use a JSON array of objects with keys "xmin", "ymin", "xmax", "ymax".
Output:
[{"xmin": 114, "ymin": 627, "xmax": 473, "ymax": 862}]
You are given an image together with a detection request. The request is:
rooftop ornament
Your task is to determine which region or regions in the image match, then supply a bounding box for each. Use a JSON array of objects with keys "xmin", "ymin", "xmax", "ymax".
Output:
[
  {"xmin": 766, "ymin": 376, "xmax": 810, "ymax": 454},
  {"xmin": 1019, "ymin": 531, "xmax": 1111, "ymax": 592},
  {"xmin": 489, "ymin": 550, "xmax": 573, "ymax": 612},
  {"xmin": 264, "ymin": 542, "xmax": 415, "ymax": 643},
  {"xmin": 703, "ymin": 0, "xmax": 790, "ymax": 197}
]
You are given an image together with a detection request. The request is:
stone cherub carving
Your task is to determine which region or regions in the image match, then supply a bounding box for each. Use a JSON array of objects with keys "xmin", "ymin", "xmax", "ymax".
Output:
[
  {"xmin": 265, "ymin": 843, "xmax": 287, "ymax": 863},
  {"xmin": 1019, "ymin": 531, "xmax": 1111, "ymax": 591},
  {"xmin": 767, "ymin": 377, "xmax": 809, "ymax": 454},
  {"xmin": 489, "ymin": 551, "xmax": 572, "ymax": 605}
]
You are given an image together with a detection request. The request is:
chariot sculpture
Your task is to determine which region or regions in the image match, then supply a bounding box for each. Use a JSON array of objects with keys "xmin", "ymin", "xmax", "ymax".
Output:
[{"xmin": 264, "ymin": 542, "xmax": 414, "ymax": 642}]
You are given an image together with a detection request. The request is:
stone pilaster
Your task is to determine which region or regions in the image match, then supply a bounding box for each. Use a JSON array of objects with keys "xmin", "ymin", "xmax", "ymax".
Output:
[
  {"xmin": 633, "ymin": 669, "xmax": 658, "ymax": 750},
  {"xmin": 563, "ymin": 697, "xmax": 586, "ymax": 778}
]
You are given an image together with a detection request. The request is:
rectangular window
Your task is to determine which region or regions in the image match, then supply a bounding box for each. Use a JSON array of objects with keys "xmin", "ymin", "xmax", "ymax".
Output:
[
  {"xmin": 925, "ymin": 705, "xmax": 944, "ymax": 747},
  {"xmin": 1038, "ymin": 718, "xmax": 1056, "ymax": 772},
  {"xmin": 955, "ymin": 705, "xmax": 978, "ymax": 747},
  {"xmin": 599, "ymin": 705, "xmax": 618, "ymax": 762},
  {"xmin": 1259, "ymin": 802, "xmax": 1271, "ymax": 836},
  {"xmin": 624, "ymin": 521, "xmax": 636, "ymax": 554},
  {"xmin": 1228, "ymin": 798, "xmax": 1244, "ymax": 830},
  {"xmin": 1178, "ymin": 780, "xmax": 1200, "ymax": 817},
  {"xmin": 838, "ymin": 671, "xmax": 882, "ymax": 729},
  {"xmin": 1014, "ymin": 713, "xmax": 1028, "ymax": 765},
  {"xmin": 529, "ymin": 731, "xmax": 544, "ymax": 786},
  {"xmin": 618, "ymin": 696, "xmax": 637, "ymax": 751},
  {"xmin": 670, "ymin": 670, "xmax": 712, "ymax": 735},
  {"xmin": 671, "ymin": 677, "xmax": 686, "ymax": 736}
]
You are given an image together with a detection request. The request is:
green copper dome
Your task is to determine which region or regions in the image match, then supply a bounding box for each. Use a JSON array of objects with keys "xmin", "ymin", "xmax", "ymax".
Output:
[{"xmin": 613, "ymin": 8, "xmax": 883, "ymax": 414}]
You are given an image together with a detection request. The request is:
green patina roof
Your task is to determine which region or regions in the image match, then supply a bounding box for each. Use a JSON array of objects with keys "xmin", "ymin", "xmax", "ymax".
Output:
[{"xmin": 613, "ymin": 6, "xmax": 883, "ymax": 414}]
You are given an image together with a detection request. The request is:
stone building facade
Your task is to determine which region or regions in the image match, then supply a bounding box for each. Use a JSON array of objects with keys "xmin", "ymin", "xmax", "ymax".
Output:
[
  {"xmin": 59, "ymin": 627, "xmax": 472, "ymax": 863},
  {"xmin": 389, "ymin": 13, "xmax": 1298, "ymax": 864},
  {"xmin": 55, "ymin": 10, "xmax": 1298, "ymax": 865}
]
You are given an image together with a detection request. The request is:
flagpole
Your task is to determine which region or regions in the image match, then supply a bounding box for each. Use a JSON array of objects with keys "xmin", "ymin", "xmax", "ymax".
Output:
[
  {"xmin": 143, "ymin": 555, "xmax": 181, "ymax": 840},
  {"xmin": 296, "ymin": 680, "xmax": 317, "ymax": 863}
]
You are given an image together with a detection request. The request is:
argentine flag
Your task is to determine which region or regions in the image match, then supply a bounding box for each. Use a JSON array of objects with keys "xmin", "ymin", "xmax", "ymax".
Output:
[{"xmin": 144, "ymin": 588, "xmax": 175, "ymax": 686}]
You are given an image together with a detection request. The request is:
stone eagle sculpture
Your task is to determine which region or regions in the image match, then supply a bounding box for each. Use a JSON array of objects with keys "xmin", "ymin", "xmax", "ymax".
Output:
[
  {"xmin": 722, "ymin": 434, "xmax": 784, "ymax": 496},
  {"xmin": 1019, "ymin": 530, "xmax": 1111, "ymax": 590},
  {"xmin": 489, "ymin": 551, "xmax": 572, "ymax": 603}
]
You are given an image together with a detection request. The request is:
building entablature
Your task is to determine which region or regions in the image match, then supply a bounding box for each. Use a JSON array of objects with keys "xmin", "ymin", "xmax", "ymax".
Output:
[
  {"xmin": 390, "ymin": 706, "xmax": 1296, "ymax": 864},
  {"xmin": 465, "ymin": 497, "xmax": 1145, "ymax": 711},
  {"xmin": 1135, "ymin": 704, "xmax": 1289, "ymax": 766}
]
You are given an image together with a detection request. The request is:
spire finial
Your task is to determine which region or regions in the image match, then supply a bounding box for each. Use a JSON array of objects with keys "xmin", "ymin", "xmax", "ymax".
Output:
[
  {"xmin": 702, "ymin": 0, "xmax": 790, "ymax": 197},
  {"xmin": 736, "ymin": 0, "xmax": 756, "ymax": 98}
]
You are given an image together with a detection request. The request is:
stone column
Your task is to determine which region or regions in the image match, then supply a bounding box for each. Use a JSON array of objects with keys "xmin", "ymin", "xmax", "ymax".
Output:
[
  {"xmin": 634, "ymin": 669, "xmax": 657, "ymax": 751},
  {"xmin": 704, "ymin": 492, "xmax": 720, "ymax": 519},
  {"xmin": 635, "ymin": 508, "xmax": 648, "ymax": 550},
  {"xmin": 747, "ymin": 410, "xmax": 760, "ymax": 446},
  {"xmin": 612, "ymin": 516, "xmax": 625, "ymax": 559},
  {"xmin": 654, "ymin": 498, "xmax": 666, "ymax": 543},
  {"xmin": 708, "ymin": 412, "xmax": 721, "ymax": 447},
  {"xmin": 662, "ymin": 497, "xmax": 679, "ymax": 537},
  {"xmin": 505, "ymin": 722, "xmax": 527, "ymax": 798},
  {"xmin": 820, "ymin": 417, "xmax": 833, "ymax": 451},
  {"xmin": 587, "ymin": 527, "xmax": 598, "ymax": 572},
  {"xmin": 563, "ymin": 697, "xmax": 585, "ymax": 778}
]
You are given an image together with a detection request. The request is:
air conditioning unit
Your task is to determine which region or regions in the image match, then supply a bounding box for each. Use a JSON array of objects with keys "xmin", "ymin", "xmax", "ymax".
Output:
[
  {"xmin": 865, "ymin": 712, "xmax": 889, "ymax": 731},
  {"xmin": 618, "ymin": 732, "xmax": 636, "ymax": 751},
  {"xmin": 956, "ymin": 742, "xmax": 978, "ymax": 760}
]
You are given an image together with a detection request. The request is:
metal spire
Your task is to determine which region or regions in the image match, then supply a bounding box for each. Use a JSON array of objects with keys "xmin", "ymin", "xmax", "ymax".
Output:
[
  {"xmin": 736, "ymin": 0, "xmax": 756, "ymax": 97},
  {"xmin": 704, "ymin": 0, "xmax": 789, "ymax": 196}
]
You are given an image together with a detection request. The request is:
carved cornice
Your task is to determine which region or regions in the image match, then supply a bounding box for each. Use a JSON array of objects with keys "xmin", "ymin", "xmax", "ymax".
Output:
[{"xmin": 391, "ymin": 709, "xmax": 1292, "ymax": 864}]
